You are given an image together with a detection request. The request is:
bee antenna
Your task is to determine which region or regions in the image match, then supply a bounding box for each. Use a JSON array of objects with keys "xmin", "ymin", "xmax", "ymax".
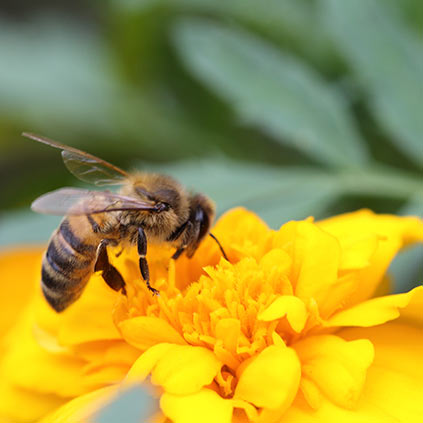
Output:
[{"xmin": 209, "ymin": 233, "xmax": 229, "ymax": 261}]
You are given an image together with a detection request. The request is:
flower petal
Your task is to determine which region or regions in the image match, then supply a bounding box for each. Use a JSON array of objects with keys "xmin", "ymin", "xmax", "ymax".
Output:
[
  {"xmin": 258, "ymin": 296, "xmax": 307, "ymax": 333},
  {"xmin": 325, "ymin": 286, "xmax": 423, "ymax": 328},
  {"xmin": 275, "ymin": 221, "xmax": 341, "ymax": 317},
  {"xmin": 40, "ymin": 386, "xmax": 118, "ymax": 423},
  {"xmin": 215, "ymin": 318, "xmax": 241, "ymax": 354},
  {"xmin": 336, "ymin": 233, "xmax": 379, "ymax": 271},
  {"xmin": 0, "ymin": 380, "xmax": 64, "ymax": 422},
  {"xmin": 340, "ymin": 322, "xmax": 423, "ymax": 380},
  {"xmin": 298, "ymin": 377, "xmax": 322, "ymax": 410},
  {"xmin": 211, "ymin": 207, "xmax": 271, "ymax": 262},
  {"xmin": 119, "ymin": 316, "xmax": 186, "ymax": 351},
  {"xmin": 161, "ymin": 388, "xmax": 233, "ymax": 423},
  {"xmin": 57, "ymin": 274, "xmax": 122, "ymax": 345},
  {"xmin": 151, "ymin": 345, "xmax": 222, "ymax": 395},
  {"xmin": 234, "ymin": 345, "xmax": 301, "ymax": 411},
  {"xmin": 293, "ymin": 335, "xmax": 374, "ymax": 409},
  {"xmin": 318, "ymin": 210, "xmax": 423, "ymax": 305},
  {"xmin": 73, "ymin": 340, "xmax": 141, "ymax": 367},
  {"xmin": 82, "ymin": 364, "xmax": 130, "ymax": 388},
  {"xmin": 126, "ymin": 343, "xmax": 174, "ymax": 382},
  {"xmin": 284, "ymin": 323, "xmax": 423, "ymax": 422},
  {"xmin": 127, "ymin": 343, "xmax": 222, "ymax": 395},
  {"xmin": 2, "ymin": 313, "xmax": 89, "ymax": 398},
  {"xmin": 398, "ymin": 285, "xmax": 423, "ymax": 326},
  {"xmin": 283, "ymin": 395, "xmax": 395, "ymax": 423},
  {"xmin": 0, "ymin": 248, "xmax": 42, "ymax": 340}
]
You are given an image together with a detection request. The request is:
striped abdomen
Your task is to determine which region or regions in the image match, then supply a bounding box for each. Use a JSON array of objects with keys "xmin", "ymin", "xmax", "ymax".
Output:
[{"xmin": 41, "ymin": 216, "xmax": 101, "ymax": 312}]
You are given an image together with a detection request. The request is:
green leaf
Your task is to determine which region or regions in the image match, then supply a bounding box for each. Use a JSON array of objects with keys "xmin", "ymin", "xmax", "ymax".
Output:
[
  {"xmin": 0, "ymin": 16, "xmax": 223, "ymax": 160},
  {"xmin": 0, "ymin": 210, "xmax": 61, "ymax": 247},
  {"xmin": 145, "ymin": 158, "xmax": 340, "ymax": 228},
  {"xmin": 0, "ymin": 17, "xmax": 120, "ymax": 135},
  {"xmin": 322, "ymin": 0, "xmax": 423, "ymax": 165},
  {"xmin": 94, "ymin": 385, "xmax": 158, "ymax": 423},
  {"xmin": 173, "ymin": 19, "xmax": 369, "ymax": 167},
  {"xmin": 115, "ymin": 0, "xmax": 335, "ymax": 68}
]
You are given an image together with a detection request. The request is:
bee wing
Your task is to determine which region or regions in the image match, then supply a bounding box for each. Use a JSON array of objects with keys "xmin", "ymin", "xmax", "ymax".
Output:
[
  {"xmin": 22, "ymin": 133, "xmax": 128, "ymax": 186},
  {"xmin": 31, "ymin": 188, "xmax": 161, "ymax": 216}
]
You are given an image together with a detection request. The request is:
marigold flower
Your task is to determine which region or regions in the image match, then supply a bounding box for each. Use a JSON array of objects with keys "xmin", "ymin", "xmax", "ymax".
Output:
[{"xmin": 0, "ymin": 208, "xmax": 422, "ymax": 422}]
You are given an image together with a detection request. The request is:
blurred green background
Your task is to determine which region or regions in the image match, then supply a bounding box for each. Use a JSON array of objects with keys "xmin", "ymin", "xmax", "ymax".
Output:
[{"xmin": 0, "ymin": 0, "xmax": 422, "ymax": 292}]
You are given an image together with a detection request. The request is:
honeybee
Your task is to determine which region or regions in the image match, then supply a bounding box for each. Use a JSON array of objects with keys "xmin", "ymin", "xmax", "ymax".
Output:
[{"xmin": 24, "ymin": 133, "xmax": 227, "ymax": 312}]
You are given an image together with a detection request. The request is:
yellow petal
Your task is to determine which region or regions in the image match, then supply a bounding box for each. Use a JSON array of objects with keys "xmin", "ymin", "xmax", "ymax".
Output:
[
  {"xmin": 82, "ymin": 364, "xmax": 129, "ymax": 388},
  {"xmin": 215, "ymin": 318, "xmax": 241, "ymax": 354},
  {"xmin": 2, "ymin": 313, "xmax": 89, "ymax": 398},
  {"xmin": 275, "ymin": 221, "xmax": 341, "ymax": 316},
  {"xmin": 340, "ymin": 322, "xmax": 423, "ymax": 380},
  {"xmin": 214, "ymin": 207, "xmax": 269, "ymax": 238},
  {"xmin": 119, "ymin": 316, "xmax": 186, "ymax": 351},
  {"xmin": 258, "ymin": 296, "xmax": 307, "ymax": 333},
  {"xmin": 40, "ymin": 386, "xmax": 118, "ymax": 423},
  {"xmin": 126, "ymin": 343, "xmax": 174, "ymax": 383},
  {"xmin": 57, "ymin": 274, "xmax": 122, "ymax": 345},
  {"xmin": 283, "ymin": 395, "xmax": 394, "ymax": 423},
  {"xmin": 299, "ymin": 377, "xmax": 322, "ymax": 410},
  {"xmin": 73, "ymin": 340, "xmax": 141, "ymax": 367},
  {"xmin": 0, "ymin": 379, "xmax": 64, "ymax": 422},
  {"xmin": 211, "ymin": 207, "xmax": 271, "ymax": 262},
  {"xmin": 0, "ymin": 248, "xmax": 42, "ymax": 341},
  {"xmin": 325, "ymin": 286, "xmax": 423, "ymax": 328},
  {"xmin": 284, "ymin": 323, "xmax": 423, "ymax": 422},
  {"xmin": 231, "ymin": 399, "xmax": 259, "ymax": 422},
  {"xmin": 151, "ymin": 345, "xmax": 221, "ymax": 395},
  {"xmin": 336, "ymin": 233, "xmax": 379, "ymax": 271},
  {"xmin": 319, "ymin": 209, "xmax": 423, "ymax": 245},
  {"xmin": 234, "ymin": 345, "xmax": 301, "ymax": 411},
  {"xmin": 127, "ymin": 343, "xmax": 222, "ymax": 395},
  {"xmin": 259, "ymin": 248, "xmax": 292, "ymax": 277},
  {"xmin": 318, "ymin": 209, "xmax": 423, "ymax": 305},
  {"xmin": 398, "ymin": 285, "xmax": 423, "ymax": 327},
  {"xmin": 293, "ymin": 335, "xmax": 374, "ymax": 409},
  {"xmin": 161, "ymin": 388, "xmax": 233, "ymax": 423},
  {"xmin": 314, "ymin": 272, "xmax": 357, "ymax": 320}
]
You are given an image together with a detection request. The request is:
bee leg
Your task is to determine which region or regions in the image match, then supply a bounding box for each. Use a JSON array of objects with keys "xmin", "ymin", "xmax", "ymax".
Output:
[
  {"xmin": 185, "ymin": 211, "xmax": 202, "ymax": 258},
  {"xmin": 171, "ymin": 247, "xmax": 185, "ymax": 260},
  {"xmin": 168, "ymin": 220, "xmax": 189, "ymax": 242},
  {"xmin": 95, "ymin": 241, "xmax": 127, "ymax": 295},
  {"xmin": 138, "ymin": 227, "xmax": 159, "ymax": 296},
  {"xmin": 115, "ymin": 247, "xmax": 124, "ymax": 258},
  {"xmin": 171, "ymin": 221, "xmax": 194, "ymax": 260}
]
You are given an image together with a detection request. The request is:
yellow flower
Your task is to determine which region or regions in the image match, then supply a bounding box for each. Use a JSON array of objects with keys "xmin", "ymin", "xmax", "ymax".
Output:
[{"xmin": 0, "ymin": 208, "xmax": 422, "ymax": 423}]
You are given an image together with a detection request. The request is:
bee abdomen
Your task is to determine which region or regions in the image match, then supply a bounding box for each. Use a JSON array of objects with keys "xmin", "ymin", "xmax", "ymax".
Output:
[
  {"xmin": 41, "ymin": 251, "xmax": 92, "ymax": 312},
  {"xmin": 59, "ymin": 219, "xmax": 97, "ymax": 255},
  {"xmin": 41, "ymin": 266, "xmax": 86, "ymax": 312},
  {"xmin": 46, "ymin": 239, "xmax": 91, "ymax": 273},
  {"xmin": 41, "ymin": 218, "xmax": 97, "ymax": 312}
]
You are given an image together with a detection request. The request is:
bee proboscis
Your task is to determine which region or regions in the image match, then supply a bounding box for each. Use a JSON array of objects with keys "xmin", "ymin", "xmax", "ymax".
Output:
[{"xmin": 24, "ymin": 133, "xmax": 227, "ymax": 312}]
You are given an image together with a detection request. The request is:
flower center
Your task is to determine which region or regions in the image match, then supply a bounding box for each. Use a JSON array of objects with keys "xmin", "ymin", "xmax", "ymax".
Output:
[{"xmin": 112, "ymin": 244, "xmax": 313, "ymax": 398}]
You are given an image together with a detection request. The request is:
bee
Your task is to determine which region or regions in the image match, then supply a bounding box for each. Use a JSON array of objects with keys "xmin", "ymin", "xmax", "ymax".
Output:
[{"xmin": 24, "ymin": 133, "xmax": 227, "ymax": 313}]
